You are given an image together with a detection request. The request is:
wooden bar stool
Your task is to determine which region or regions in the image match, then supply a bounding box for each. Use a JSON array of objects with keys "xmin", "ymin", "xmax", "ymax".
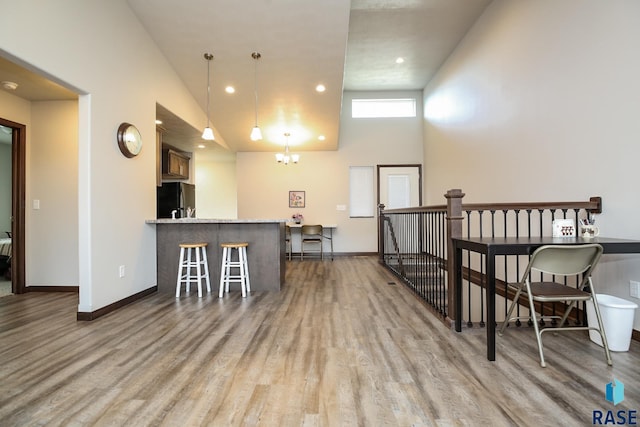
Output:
[
  {"xmin": 219, "ymin": 242, "xmax": 251, "ymax": 298},
  {"xmin": 175, "ymin": 243, "xmax": 211, "ymax": 298}
]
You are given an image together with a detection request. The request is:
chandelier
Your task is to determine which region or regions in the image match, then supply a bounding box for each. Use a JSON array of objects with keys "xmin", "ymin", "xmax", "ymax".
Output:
[{"xmin": 275, "ymin": 133, "xmax": 299, "ymax": 165}]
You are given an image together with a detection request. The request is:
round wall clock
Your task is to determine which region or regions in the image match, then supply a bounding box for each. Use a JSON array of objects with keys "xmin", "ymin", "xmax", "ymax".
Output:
[{"xmin": 117, "ymin": 122, "xmax": 143, "ymax": 158}]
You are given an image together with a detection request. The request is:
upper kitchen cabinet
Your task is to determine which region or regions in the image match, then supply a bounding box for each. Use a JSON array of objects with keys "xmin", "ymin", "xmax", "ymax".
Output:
[{"xmin": 162, "ymin": 146, "xmax": 191, "ymax": 180}]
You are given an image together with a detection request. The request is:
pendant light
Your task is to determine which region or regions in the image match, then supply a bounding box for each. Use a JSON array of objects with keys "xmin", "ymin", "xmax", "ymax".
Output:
[
  {"xmin": 202, "ymin": 53, "xmax": 215, "ymax": 141},
  {"xmin": 250, "ymin": 52, "xmax": 263, "ymax": 141},
  {"xmin": 275, "ymin": 133, "xmax": 299, "ymax": 165}
]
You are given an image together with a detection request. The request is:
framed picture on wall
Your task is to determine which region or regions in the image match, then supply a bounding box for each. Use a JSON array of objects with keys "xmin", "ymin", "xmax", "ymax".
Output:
[{"xmin": 289, "ymin": 191, "xmax": 305, "ymax": 208}]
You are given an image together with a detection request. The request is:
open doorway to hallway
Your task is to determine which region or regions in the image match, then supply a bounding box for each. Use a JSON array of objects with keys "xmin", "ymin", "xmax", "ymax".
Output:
[
  {"xmin": 0, "ymin": 54, "xmax": 80, "ymax": 296},
  {"xmin": 0, "ymin": 127, "xmax": 11, "ymax": 295},
  {"xmin": 0, "ymin": 120, "xmax": 24, "ymax": 296}
]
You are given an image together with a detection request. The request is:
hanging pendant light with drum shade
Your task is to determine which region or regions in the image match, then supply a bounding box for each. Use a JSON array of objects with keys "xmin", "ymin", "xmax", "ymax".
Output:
[
  {"xmin": 202, "ymin": 53, "xmax": 215, "ymax": 141},
  {"xmin": 250, "ymin": 52, "xmax": 263, "ymax": 141}
]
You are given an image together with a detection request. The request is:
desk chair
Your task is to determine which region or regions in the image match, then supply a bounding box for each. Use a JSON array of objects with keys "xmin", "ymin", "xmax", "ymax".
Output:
[
  {"xmin": 498, "ymin": 244, "xmax": 611, "ymax": 368},
  {"xmin": 285, "ymin": 225, "xmax": 292, "ymax": 260},
  {"xmin": 301, "ymin": 225, "xmax": 323, "ymax": 260},
  {"xmin": 323, "ymin": 230, "xmax": 334, "ymax": 261}
]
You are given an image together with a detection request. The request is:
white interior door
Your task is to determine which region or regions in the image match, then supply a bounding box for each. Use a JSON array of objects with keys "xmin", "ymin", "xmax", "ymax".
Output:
[{"xmin": 378, "ymin": 166, "xmax": 421, "ymax": 209}]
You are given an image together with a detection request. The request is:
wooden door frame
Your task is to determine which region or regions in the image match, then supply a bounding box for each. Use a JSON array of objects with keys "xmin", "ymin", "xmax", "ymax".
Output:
[
  {"xmin": 1, "ymin": 118, "xmax": 25, "ymax": 294},
  {"xmin": 376, "ymin": 164, "xmax": 423, "ymax": 207},
  {"xmin": 376, "ymin": 164, "xmax": 423, "ymax": 256}
]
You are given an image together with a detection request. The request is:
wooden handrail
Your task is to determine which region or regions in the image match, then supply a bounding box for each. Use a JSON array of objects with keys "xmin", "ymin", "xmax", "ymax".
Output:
[
  {"xmin": 381, "ymin": 197, "xmax": 601, "ymax": 215},
  {"xmin": 381, "ymin": 205, "xmax": 447, "ymax": 214},
  {"xmin": 460, "ymin": 196, "xmax": 601, "ymax": 213}
]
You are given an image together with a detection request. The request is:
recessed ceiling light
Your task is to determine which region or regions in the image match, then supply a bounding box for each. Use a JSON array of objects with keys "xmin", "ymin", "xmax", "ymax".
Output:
[
  {"xmin": 395, "ymin": 57, "xmax": 404, "ymax": 64},
  {"xmin": 1, "ymin": 81, "xmax": 18, "ymax": 91},
  {"xmin": 315, "ymin": 84, "xmax": 326, "ymax": 93},
  {"xmin": 225, "ymin": 86, "xmax": 235, "ymax": 94},
  {"xmin": 155, "ymin": 119, "xmax": 163, "ymax": 125},
  {"xmin": 198, "ymin": 144, "xmax": 206, "ymax": 148},
  {"xmin": 318, "ymin": 135, "xmax": 326, "ymax": 141}
]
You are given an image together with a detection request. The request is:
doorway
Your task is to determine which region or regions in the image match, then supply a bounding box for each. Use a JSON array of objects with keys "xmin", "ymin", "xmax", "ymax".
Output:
[
  {"xmin": 377, "ymin": 164, "xmax": 422, "ymax": 209},
  {"xmin": 376, "ymin": 164, "xmax": 422, "ymax": 255},
  {"xmin": 0, "ymin": 118, "xmax": 25, "ymax": 295}
]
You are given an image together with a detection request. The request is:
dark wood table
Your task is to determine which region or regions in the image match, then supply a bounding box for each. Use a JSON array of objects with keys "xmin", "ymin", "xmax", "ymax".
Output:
[{"xmin": 451, "ymin": 236, "xmax": 640, "ymax": 361}]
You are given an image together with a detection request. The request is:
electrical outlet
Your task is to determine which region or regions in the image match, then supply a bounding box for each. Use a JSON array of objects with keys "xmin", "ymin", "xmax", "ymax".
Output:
[
  {"xmin": 119, "ymin": 265, "xmax": 125, "ymax": 278},
  {"xmin": 630, "ymin": 280, "xmax": 640, "ymax": 298}
]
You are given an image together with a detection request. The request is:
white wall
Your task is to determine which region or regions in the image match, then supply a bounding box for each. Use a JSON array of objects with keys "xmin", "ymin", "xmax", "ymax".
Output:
[
  {"xmin": 195, "ymin": 151, "xmax": 238, "ymax": 219},
  {"xmin": 0, "ymin": 0, "xmax": 213, "ymax": 312},
  {"xmin": 29, "ymin": 101, "xmax": 78, "ymax": 286},
  {"xmin": 422, "ymin": 0, "xmax": 640, "ymax": 327},
  {"xmin": 236, "ymin": 90, "xmax": 424, "ymax": 253}
]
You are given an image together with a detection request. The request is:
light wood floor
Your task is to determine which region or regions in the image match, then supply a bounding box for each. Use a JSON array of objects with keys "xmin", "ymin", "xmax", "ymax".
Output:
[{"xmin": 0, "ymin": 257, "xmax": 638, "ymax": 426}]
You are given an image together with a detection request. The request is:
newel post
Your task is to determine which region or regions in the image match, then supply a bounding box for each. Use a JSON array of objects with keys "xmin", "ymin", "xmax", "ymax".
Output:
[
  {"xmin": 445, "ymin": 189, "xmax": 464, "ymax": 322},
  {"xmin": 377, "ymin": 204, "xmax": 386, "ymax": 264},
  {"xmin": 589, "ymin": 196, "xmax": 602, "ymax": 214}
]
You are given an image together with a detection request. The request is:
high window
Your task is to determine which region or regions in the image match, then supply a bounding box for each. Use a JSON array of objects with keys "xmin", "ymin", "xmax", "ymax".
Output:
[{"xmin": 351, "ymin": 98, "xmax": 416, "ymax": 118}]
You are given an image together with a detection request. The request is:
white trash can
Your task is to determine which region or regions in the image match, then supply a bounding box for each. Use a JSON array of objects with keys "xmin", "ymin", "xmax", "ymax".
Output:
[{"xmin": 586, "ymin": 294, "xmax": 638, "ymax": 352}]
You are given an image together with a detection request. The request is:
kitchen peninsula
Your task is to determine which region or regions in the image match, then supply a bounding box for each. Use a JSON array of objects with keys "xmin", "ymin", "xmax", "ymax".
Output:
[{"xmin": 146, "ymin": 219, "xmax": 287, "ymax": 293}]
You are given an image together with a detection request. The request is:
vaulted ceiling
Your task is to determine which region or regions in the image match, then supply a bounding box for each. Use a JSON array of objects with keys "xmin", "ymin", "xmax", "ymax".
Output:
[{"xmin": 0, "ymin": 0, "xmax": 492, "ymax": 154}]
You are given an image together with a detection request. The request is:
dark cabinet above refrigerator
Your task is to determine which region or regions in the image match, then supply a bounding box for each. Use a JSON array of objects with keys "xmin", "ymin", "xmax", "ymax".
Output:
[{"xmin": 162, "ymin": 148, "xmax": 190, "ymax": 180}]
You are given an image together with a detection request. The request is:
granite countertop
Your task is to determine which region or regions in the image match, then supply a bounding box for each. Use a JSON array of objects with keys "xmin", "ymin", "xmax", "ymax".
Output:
[{"xmin": 146, "ymin": 218, "xmax": 288, "ymax": 224}]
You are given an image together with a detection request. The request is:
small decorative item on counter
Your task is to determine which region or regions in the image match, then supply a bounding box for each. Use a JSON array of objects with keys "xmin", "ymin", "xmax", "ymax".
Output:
[
  {"xmin": 292, "ymin": 213, "xmax": 303, "ymax": 224},
  {"xmin": 552, "ymin": 218, "xmax": 575, "ymax": 237}
]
